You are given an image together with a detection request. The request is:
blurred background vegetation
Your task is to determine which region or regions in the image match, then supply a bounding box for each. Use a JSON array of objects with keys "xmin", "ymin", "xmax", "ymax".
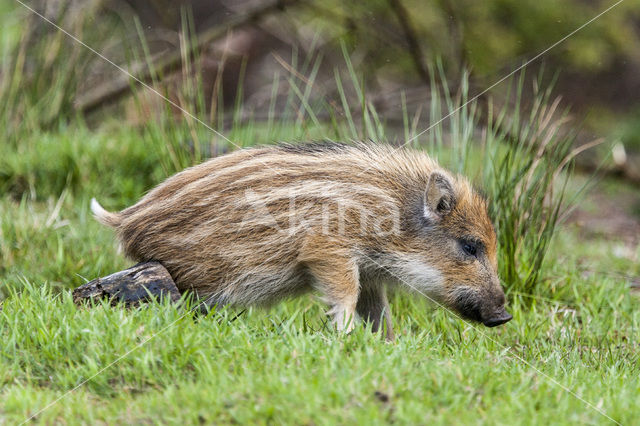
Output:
[
  {"xmin": 2, "ymin": 0, "xmax": 640, "ymax": 176},
  {"xmin": 1, "ymin": 0, "xmax": 639, "ymax": 294}
]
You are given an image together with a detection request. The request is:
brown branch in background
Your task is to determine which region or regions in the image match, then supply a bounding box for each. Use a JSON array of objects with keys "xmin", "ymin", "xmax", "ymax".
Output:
[
  {"xmin": 75, "ymin": 0, "xmax": 300, "ymax": 114},
  {"xmin": 386, "ymin": 0, "xmax": 430, "ymax": 85}
]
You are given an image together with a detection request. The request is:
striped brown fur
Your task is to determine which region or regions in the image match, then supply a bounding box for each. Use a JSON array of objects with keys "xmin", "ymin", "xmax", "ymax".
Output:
[{"xmin": 92, "ymin": 142, "xmax": 511, "ymax": 339}]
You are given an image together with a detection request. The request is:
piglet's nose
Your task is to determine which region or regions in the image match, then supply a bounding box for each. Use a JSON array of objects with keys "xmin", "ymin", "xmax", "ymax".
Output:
[{"xmin": 483, "ymin": 311, "xmax": 513, "ymax": 327}]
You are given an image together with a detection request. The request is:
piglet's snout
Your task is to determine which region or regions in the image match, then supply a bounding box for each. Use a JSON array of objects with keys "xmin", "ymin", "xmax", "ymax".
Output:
[{"xmin": 483, "ymin": 307, "xmax": 512, "ymax": 327}]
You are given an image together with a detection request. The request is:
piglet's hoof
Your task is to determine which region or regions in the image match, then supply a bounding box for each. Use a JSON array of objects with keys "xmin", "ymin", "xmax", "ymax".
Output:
[{"xmin": 72, "ymin": 261, "xmax": 181, "ymax": 307}]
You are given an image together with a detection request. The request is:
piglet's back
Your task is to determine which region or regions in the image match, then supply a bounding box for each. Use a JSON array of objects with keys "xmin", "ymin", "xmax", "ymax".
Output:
[{"xmin": 92, "ymin": 143, "xmax": 440, "ymax": 300}]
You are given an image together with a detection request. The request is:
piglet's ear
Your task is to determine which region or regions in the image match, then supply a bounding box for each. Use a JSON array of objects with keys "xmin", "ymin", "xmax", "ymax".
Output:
[{"xmin": 424, "ymin": 172, "xmax": 456, "ymax": 219}]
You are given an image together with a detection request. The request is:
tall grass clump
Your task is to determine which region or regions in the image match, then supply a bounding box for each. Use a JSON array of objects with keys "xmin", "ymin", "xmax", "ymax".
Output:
[
  {"xmin": 482, "ymin": 75, "xmax": 577, "ymax": 296},
  {"xmin": 129, "ymin": 10, "xmax": 224, "ymax": 176},
  {"xmin": 426, "ymin": 68, "xmax": 578, "ymax": 296}
]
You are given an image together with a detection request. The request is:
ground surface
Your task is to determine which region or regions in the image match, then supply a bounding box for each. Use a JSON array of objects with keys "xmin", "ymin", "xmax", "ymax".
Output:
[
  {"xmin": 0, "ymin": 126, "xmax": 639, "ymax": 425},
  {"xmin": 568, "ymin": 176, "xmax": 640, "ymax": 247}
]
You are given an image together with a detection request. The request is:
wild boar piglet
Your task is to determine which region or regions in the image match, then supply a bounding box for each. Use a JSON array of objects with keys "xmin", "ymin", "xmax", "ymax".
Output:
[{"xmin": 92, "ymin": 142, "xmax": 512, "ymax": 340}]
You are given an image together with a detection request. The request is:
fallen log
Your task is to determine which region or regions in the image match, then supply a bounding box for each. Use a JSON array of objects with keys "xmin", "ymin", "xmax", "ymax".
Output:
[{"xmin": 73, "ymin": 261, "xmax": 181, "ymax": 307}]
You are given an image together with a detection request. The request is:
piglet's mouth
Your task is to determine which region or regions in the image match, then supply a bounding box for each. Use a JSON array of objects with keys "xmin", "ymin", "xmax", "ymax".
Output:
[{"xmin": 454, "ymin": 297, "xmax": 513, "ymax": 327}]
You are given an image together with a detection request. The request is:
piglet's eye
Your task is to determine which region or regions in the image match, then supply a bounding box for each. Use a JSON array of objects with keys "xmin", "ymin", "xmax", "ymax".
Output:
[{"xmin": 461, "ymin": 241, "xmax": 478, "ymax": 257}]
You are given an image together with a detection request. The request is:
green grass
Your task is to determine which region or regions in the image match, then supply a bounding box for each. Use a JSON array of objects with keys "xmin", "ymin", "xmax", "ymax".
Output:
[
  {"xmin": 0, "ymin": 273, "xmax": 638, "ymax": 425},
  {"xmin": 1, "ymin": 125, "xmax": 639, "ymax": 424}
]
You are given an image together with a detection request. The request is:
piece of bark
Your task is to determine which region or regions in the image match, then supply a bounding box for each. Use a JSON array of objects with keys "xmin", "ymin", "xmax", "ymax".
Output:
[{"xmin": 73, "ymin": 261, "xmax": 181, "ymax": 307}]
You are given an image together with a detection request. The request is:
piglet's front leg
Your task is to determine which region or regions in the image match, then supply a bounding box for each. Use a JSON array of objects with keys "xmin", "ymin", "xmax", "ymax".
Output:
[{"xmin": 356, "ymin": 282, "xmax": 395, "ymax": 341}]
